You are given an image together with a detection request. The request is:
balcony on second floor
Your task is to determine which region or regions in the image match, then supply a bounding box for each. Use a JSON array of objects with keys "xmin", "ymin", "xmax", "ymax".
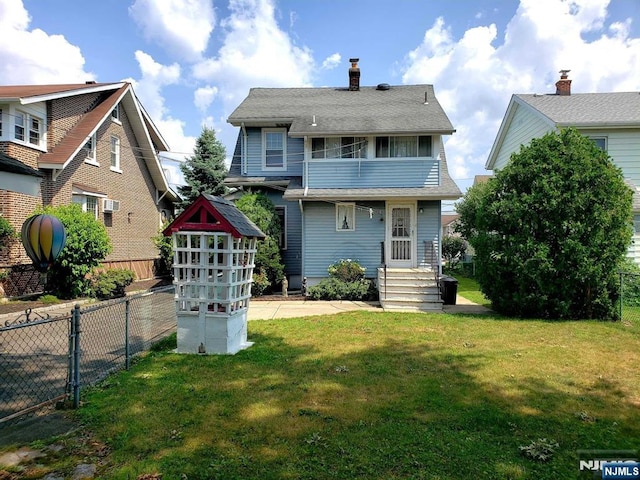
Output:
[{"xmin": 303, "ymin": 134, "xmax": 442, "ymax": 189}]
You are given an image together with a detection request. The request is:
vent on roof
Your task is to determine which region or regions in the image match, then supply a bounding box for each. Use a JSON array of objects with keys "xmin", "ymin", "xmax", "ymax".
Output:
[
  {"xmin": 376, "ymin": 83, "xmax": 390, "ymax": 91},
  {"xmin": 85, "ymin": 80, "xmax": 96, "ymax": 84}
]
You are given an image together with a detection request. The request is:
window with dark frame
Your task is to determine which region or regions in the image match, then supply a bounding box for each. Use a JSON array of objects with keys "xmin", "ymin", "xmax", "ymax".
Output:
[{"xmin": 375, "ymin": 135, "xmax": 432, "ymax": 158}]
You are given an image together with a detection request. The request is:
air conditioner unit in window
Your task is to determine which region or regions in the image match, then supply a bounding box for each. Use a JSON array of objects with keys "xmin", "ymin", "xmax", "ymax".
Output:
[{"xmin": 103, "ymin": 198, "xmax": 120, "ymax": 213}]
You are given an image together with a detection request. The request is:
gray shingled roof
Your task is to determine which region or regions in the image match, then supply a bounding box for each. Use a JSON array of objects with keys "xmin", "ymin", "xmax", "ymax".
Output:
[
  {"xmin": 228, "ymin": 85, "xmax": 455, "ymax": 136},
  {"xmin": 203, "ymin": 194, "xmax": 265, "ymax": 239},
  {"xmin": 516, "ymin": 92, "xmax": 640, "ymax": 127}
]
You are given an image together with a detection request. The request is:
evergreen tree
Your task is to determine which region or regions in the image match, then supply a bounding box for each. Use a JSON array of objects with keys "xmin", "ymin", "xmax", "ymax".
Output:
[{"xmin": 178, "ymin": 126, "xmax": 227, "ymax": 209}]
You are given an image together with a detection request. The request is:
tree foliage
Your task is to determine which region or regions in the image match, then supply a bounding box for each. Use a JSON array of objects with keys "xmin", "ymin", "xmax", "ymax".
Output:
[
  {"xmin": 442, "ymin": 236, "xmax": 467, "ymax": 270},
  {"xmin": 178, "ymin": 126, "xmax": 227, "ymax": 210},
  {"xmin": 235, "ymin": 192, "xmax": 284, "ymax": 293},
  {"xmin": 38, "ymin": 204, "xmax": 112, "ymax": 299},
  {"xmin": 456, "ymin": 128, "xmax": 633, "ymax": 319}
]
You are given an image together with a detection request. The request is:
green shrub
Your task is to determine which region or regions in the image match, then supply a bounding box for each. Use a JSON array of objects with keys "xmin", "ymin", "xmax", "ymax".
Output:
[
  {"xmin": 37, "ymin": 204, "xmax": 112, "ymax": 299},
  {"xmin": 327, "ymin": 259, "xmax": 366, "ymax": 282},
  {"xmin": 0, "ymin": 216, "xmax": 16, "ymax": 248},
  {"xmin": 442, "ymin": 236, "xmax": 467, "ymax": 270},
  {"xmin": 251, "ymin": 268, "xmax": 271, "ymax": 297},
  {"xmin": 235, "ymin": 193, "xmax": 284, "ymax": 293},
  {"xmin": 307, "ymin": 278, "xmax": 377, "ymax": 301},
  {"xmin": 38, "ymin": 294, "xmax": 60, "ymax": 304},
  {"xmin": 90, "ymin": 269, "xmax": 135, "ymax": 300},
  {"xmin": 153, "ymin": 222, "xmax": 173, "ymax": 277}
]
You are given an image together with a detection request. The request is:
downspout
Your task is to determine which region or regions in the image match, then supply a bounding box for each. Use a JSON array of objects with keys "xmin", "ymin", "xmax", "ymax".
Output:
[
  {"xmin": 241, "ymin": 122, "xmax": 248, "ymax": 174},
  {"xmin": 304, "ymin": 136, "xmax": 309, "ymax": 197},
  {"xmin": 299, "ymin": 199, "xmax": 305, "ymax": 295}
]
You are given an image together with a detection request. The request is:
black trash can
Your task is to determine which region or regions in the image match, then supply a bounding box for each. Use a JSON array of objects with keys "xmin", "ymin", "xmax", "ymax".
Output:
[{"xmin": 440, "ymin": 276, "xmax": 458, "ymax": 305}]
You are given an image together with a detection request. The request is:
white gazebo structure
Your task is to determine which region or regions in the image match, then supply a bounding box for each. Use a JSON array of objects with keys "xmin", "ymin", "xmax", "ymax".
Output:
[{"xmin": 163, "ymin": 194, "xmax": 265, "ymax": 354}]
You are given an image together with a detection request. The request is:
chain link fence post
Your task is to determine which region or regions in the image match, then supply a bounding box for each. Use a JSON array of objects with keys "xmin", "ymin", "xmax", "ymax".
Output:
[
  {"xmin": 125, "ymin": 298, "xmax": 131, "ymax": 370},
  {"xmin": 71, "ymin": 303, "xmax": 81, "ymax": 409}
]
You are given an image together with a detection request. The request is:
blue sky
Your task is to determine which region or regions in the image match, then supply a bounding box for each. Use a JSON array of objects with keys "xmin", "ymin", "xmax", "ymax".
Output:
[{"xmin": 2, "ymin": 0, "xmax": 639, "ymax": 210}]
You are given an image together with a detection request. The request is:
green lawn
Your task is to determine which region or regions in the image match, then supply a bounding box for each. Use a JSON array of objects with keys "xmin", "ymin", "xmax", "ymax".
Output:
[
  {"xmin": 36, "ymin": 311, "xmax": 636, "ymax": 480},
  {"xmin": 454, "ymin": 275, "xmax": 492, "ymax": 307}
]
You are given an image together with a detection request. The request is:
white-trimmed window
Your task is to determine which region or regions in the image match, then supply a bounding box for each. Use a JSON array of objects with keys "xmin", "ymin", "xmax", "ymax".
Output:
[
  {"xmin": 311, "ymin": 137, "xmax": 367, "ymax": 159},
  {"xmin": 84, "ymin": 134, "xmax": 97, "ymax": 164},
  {"xmin": 590, "ymin": 137, "xmax": 607, "ymax": 151},
  {"xmin": 72, "ymin": 194, "xmax": 99, "ymax": 219},
  {"xmin": 14, "ymin": 110, "xmax": 44, "ymax": 148},
  {"xmin": 275, "ymin": 206, "xmax": 287, "ymax": 250},
  {"xmin": 111, "ymin": 104, "xmax": 120, "ymax": 122},
  {"xmin": 375, "ymin": 135, "xmax": 432, "ymax": 158},
  {"xmin": 110, "ymin": 135, "xmax": 121, "ymax": 171},
  {"xmin": 336, "ymin": 203, "xmax": 355, "ymax": 232},
  {"xmin": 14, "ymin": 111, "xmax": 25, "ymax": 142},
  {"xmin": 263, "ymin": 128, "xmax": 286, "ymax": 170}
]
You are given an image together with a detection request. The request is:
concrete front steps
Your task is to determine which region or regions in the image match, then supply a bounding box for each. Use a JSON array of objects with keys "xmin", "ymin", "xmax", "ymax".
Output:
[{"xmin": 377, "ymin": 267, "xmax": 443, "ymax": 312}]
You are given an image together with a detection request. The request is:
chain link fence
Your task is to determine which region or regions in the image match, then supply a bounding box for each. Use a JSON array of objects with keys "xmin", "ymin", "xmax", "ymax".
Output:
[
  {"xmin": 620, "ymin": 271, "xmax": 640, "ymax": 327},
  {"xmin": 0, "ymin": 285, "xmax": 176, "ymax": 425}
]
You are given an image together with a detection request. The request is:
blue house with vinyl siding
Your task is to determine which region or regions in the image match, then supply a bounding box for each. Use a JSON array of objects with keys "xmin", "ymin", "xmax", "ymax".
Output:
[{"xmin": 225, "ymin": 59, "xmax": 462, "ymax": 310}]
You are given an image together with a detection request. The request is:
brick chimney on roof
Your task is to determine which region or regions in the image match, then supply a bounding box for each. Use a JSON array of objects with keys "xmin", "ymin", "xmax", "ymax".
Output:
[
  {"xmin": 555, "ymin": 70, "xmax": 572, "ymax": 95},
  {"xmin": 349, "ymin": 58, "xmax": 360, "ymax": 91}
]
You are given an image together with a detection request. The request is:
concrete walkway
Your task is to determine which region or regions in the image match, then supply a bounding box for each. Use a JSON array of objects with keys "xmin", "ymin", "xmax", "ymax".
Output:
[
  {"xmin": 249, "ymin": 295, "xmax": 492, "ymax": 320},
  {"xmin": 0, "ymin": 295, "xmax": 492, "ymax": 325}
]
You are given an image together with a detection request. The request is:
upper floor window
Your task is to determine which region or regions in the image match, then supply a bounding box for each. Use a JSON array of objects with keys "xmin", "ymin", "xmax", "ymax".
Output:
[
  {"xmin": 84, "ymin": 134, "xmax": 97, "ymax": 164},
  {"xmin": 311, "ymin": 137, "xmax": 367, "ymax": 159},
  {"xmin": 263, "ymin": 129, "xmax": 286, "ymax": 170},
  {"xmin": 110, "ymin": 135, "xmax": 121, "ymax": 171},
  {"xmin": 13, "ymin": 110, "xmax": 44, "ymax": 148},
  {"xmin": 14, "ymin": 111, "xmax": 25, "ymax": 142},
  {"xmin": 375, "ymin": 135, "xmax": 432, "ymax": 158},
  {"xmin": 590, "ymin": 137, "xmax": 607, "ymax": 151},
  {"xmin": 111, "ymin": 105, "xmax": 120, "ymax": 122}
]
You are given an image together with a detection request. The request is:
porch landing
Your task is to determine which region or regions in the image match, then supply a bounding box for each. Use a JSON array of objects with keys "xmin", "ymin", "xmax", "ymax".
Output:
[{"xmin": 377, "ymin": 267, "xmax": 443, "ymax": 312}]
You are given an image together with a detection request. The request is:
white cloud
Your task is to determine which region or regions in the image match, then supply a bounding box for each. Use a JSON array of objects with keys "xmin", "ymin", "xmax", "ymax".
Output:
[
  {"xmin": 322, "ymin": 53, "xmax": 341, "ymax": 70},
  {"xmin": 192, "ymin": 0, "xmax": 314, "ymax": 108},
  {"xmin": 194, "ymin": 86, "xmax": 219, "ymax": 112},
  {"xmin": 126, "ymin": 50, "xmax": 196, "ymax": 154},
  {"xmin": 401, "ymin": 0, "xmax": 640, "ymax": 188},
  {"xmin": 129, "ymin": 0, "xmax": 215, "ymax": 62},
  {"xmin": 0, "ymin": 0, "xmax": 94, "ymax": 84},
  {"xmin": 190, "ymin": 0, "xmax": 315, "ymax": 164}
]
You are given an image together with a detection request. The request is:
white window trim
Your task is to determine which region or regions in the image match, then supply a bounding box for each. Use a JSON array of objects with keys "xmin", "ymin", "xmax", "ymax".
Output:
[
  {"xmin": 72, "ymin": 193, "xmax": 103, "ymax": 219},
  {"xmin": 262, "ymin": 128, "xmax": 287, "ymax": 171},
  {"xmin": 2, "ymin": 104, "xmax": 47, "ymax": 151},
  {"xmin": 336, "ymin": 203, "xmax": 355, "ymax": 232},
  {"xmin": 110, "ymin": 135, "xmax": 122, "ymax": 172},
  {"xmin": 84, "ymin": 134, "xmax": 99, "ymax": 166},
  {"xmin": 111, "ymin": 104, "xmax": 121, "ymax": 124}
]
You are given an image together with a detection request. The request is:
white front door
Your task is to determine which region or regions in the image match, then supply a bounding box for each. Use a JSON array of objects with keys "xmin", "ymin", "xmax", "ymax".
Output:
[{"xmin": 386, "ymin": 203, "xmax": 416, "ymax": 267}]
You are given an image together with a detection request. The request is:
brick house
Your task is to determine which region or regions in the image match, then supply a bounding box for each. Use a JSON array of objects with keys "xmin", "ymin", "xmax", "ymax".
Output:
[{"xmin": 0, "ymin": 82, "xmax": 178, "ymax": 296}]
